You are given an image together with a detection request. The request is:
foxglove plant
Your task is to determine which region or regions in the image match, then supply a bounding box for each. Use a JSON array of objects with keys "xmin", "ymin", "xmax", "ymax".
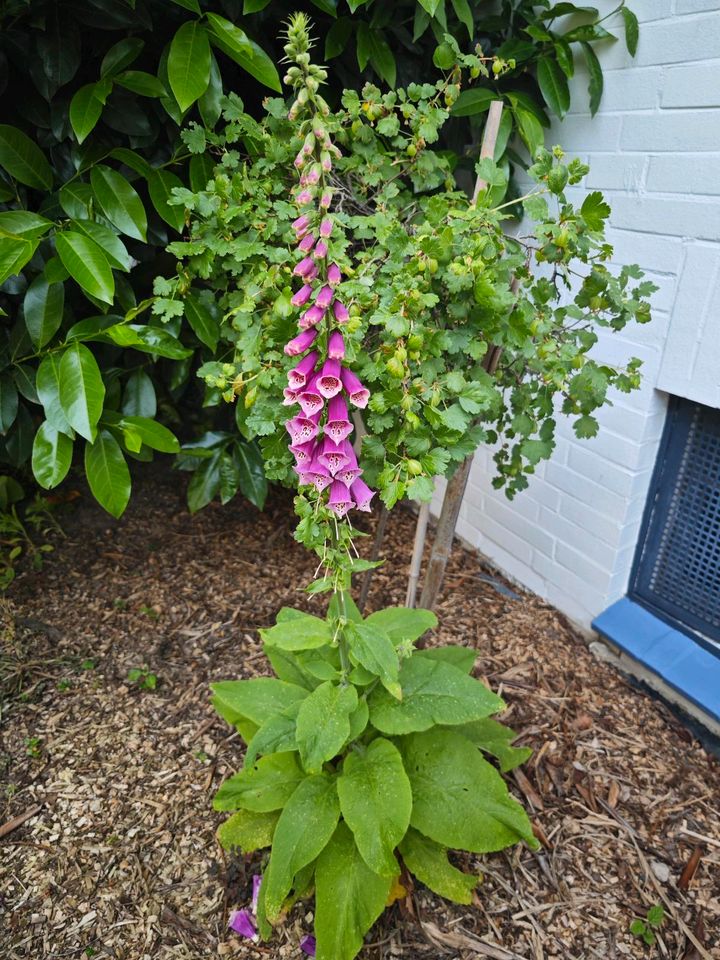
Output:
[
  {"xmin": 210, "ymin": 15, "xmax": 539, "ymax": 960},
  {"xmin": 282, "ymin": 44, "xmax": 374, "ymax": 524}
]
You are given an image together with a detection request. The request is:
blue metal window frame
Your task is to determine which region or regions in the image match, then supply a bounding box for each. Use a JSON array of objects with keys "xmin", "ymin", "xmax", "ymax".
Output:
[{"xmin": 629, "ymin": 396, "xmax": 720, "ymax": 656}]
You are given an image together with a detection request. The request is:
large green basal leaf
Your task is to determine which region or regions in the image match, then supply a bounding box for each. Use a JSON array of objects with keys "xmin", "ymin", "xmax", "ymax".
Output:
[
  {"xmin": 58, "ymin": 343, "xmax": 105, "ymax": 442},
  {"xmin": 213, "ymin": 752, "xmax": 305, "ymax": 812},
  {"xmin": 260, "ymin": 611, "xmax": 333, "ymax": 652},
  {"xmin": 210, "ymin": 678, "xmax": 308, "ymax": 728},
  {"xmin": 315, "ymin": 821, "xmax": 393, "ymax": 960},
  {"xmin": 347, "ymin": 622, "xmax": 400, "ymax": 699},
  {"xmin": 399, "ymin": 828, "xmax": 478, "ymax": 904},
  {"xmin": 398, "ymin": 728, "xmax": 538, "ymax": 853},
  {"xmin": 337, "ymin": 737, "xmax": 411, "ymax": 877},
  {"xmin": 263, "ymin": 772, "xmax": 340, "ymax": 921},
  {"xmin": 453, "ymin": 717, "xmax": 533, "ymax": 773},
  {"xmin": 368, "ymin": 655, "xmax": 504, "ymax": 735},
  {"xmin": 364, "ymin": 606, "xmax": 437, "ymax": 645},
  {"xmin": 217, "ymin": 808, "xmax": 278, "ymax": 853},
  {"xmin": 84, "ymin": 430, "xmax": 131, "ymax": 518},
  {"xmin": 415, "ymin": 644, "xmax": 476, "ymax": 674},
  {"xmin": 295, "ymin": 680, "xmax": 357, "ymax": 774},
  {"xmin": 244, "ymin": 701, "xmax": 301, "ymax": 766}
]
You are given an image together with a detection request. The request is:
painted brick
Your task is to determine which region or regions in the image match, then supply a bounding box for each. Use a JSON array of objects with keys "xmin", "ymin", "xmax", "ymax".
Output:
[
  {"xmin": 481, "ymin": 495, "xmax": 555, "ymax": 557},
  {"xmin": 621, "ymin": 110, "xmax": 720, "ymax": 152},
  {"xmin": 599, "ymin": 14, "xmax": 720, "ymax": 69},
  {"xmin": 609, "ymin": 196, "xmax": 720, "ymax": 240},
  {"xmin": 585, "ymin": 154, "xmax": 647, "ymax": 191},
  {"xmin": 538, "ymin": 507, "xmax": 620, "ymax": 567},
  {"xmin": 474, "ymin": 513, "xmax": 534, "ymax": 566},
  {"xmin": 662, "ymin": 59, "xmax": 720, "ymax": 107},
  {"xmin": 674, "ymin": 0, "xmax": 720, "ymax": 15},
  {"xmin": 647, "ymin": 154, "xmax": 720, "ymax": 195},
  {"xmin": 569, "ymin": 67, "xmax": 662, "ymax": 115},
  {"xmin": 603, "ymin": 227, "xmax": 684, "ymax": 274}
]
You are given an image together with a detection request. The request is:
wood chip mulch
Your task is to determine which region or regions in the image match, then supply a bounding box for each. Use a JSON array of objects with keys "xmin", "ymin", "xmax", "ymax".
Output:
[{"xmin": 1, "ymin": 463, "xmax": 718, "ymax": 960}]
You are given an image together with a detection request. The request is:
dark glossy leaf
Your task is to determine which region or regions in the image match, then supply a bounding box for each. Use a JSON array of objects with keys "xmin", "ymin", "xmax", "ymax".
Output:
[
  {"xmin": 0, "ymin": 373, "xmax": 18, "ymax": 434},
  {"xmin": 168, "ymin": 20, "xmax": 211, "ymax": 110},
  {"xmin": 451, "ymin": 88, "xmax": 495, "ymax": 117},
  {"xmin": 37, "ymin": 354, "xmax": 74, "ymax": 436},
  {"xmin": 206, "ymin": 14, "xmax": 281, "ymax": 92},
  {"xmin": 187, "ymin": 450, "xmax": 222, "ymax": 512},
  {"xmin": 69, "ymin": 219, "xmax": 132, "ymax": 272},
  {"xmin": 55, "ymin": 231, "xmax": 115, "ymax": 305},
  {"xmin": 581, "ymin": 40, "xmax": 603, "ymax": 116},
  {"xmin": 69, "ymin": 84, "xmax": 105, "ymax": 144},
  {"xmin": 184, "ymin": 292, "xmax": 218, "ymax": 349},
  {"xmin": 23, "ymin": 275, "xmax": 64, "ymax": 348},
  {"xmin": 235, "ymin": 441, "xmax": 267, "ymax": 509},
  {"xmin": 102, "ymin": 323, "xmax": 192, "ymax": 359},
  {"xmin": 58, "ymin": 342, "xmax": 106, "ymax": 442},
  {"xmin": 537, "ymin": 57, "xmax": 570, "ymax": 118},
  {"xmin": 0, "ymin": 125, "xmax": 53, "ymax": 190},
  {"xmin": 244, "ymin": 0, "xmax": 272, "ymax": 10},
  {"xmin": 84, "ymin": 429, "xmax": 131, "ymax": 518},
  {"xmin": 325, "ymin": 18, "xmax": 352, "ymax": 59},
  {"xmin": 59, "ymin": 182, "xmax": 93, "ymax": 219},
  {"xmin": 189, "ymin": 154, "xmax": 214, "ymax": 192},
  {"xmin": 121, "ymin": 370, "xmax": 156, "ymax": 418},
  {"xmin": 90, "ymin": 164, "xmax": 147, "ymax": 241},
  {"xmin": 100, "ymin": 37, "xmax": 145, "ymax": 77},
  {"xmin": 32, "ymin": 422, "xmax": 73, "ymax": 489},
  {"xmin": 0, "ymin": 211, "xmax": 53, "ymax": 239},
  {"xmin": 622, "ymin": 7, "xmax": 639, "ymax": 56},
  {"xmin": 5, "ymin": 404, "xmax": 33, "ymax": 467},
  {"xmin": 147, "ymin": 169, "xmax": 185, "ymax": 232},
  {"xmin": 115, "ymin": 71, "xmax": 167, "ymax": 98},
  {"xmin": 0, "ymin": 236, "xmax": 39, "ymax": 285},
  {"xmin": 451, "ymin": 0, "xmax": 474, "ymax": 39}
]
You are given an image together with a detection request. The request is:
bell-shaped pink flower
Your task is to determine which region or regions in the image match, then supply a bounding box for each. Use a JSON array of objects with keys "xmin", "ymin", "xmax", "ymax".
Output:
[
  {"xmin": 327, "ymin": 331, "xmax": 345, "ymax": 360},
  {"xmin": 293, "ymin": 257, "xmax": 315, "ymax": 279},
  {"xmin": 288, "ymin": 351, "xmax": 318, "ymax": 389},
  {"xmin": 340, "ymin": 367, "xmax": 370, "ymax": 408},
  {"xmin": 283, "ymin": 386, "xmax": 298, "ymax": 406},
  {"xmin": 298, "ymin": 376, "xmax": 324, "ymax": 417},
  {"xmin": 292, "ymin": 214, "xmax": 310, "ymax": 236},
  {"xmin": 327, "ymin": 263, "xmax": 342, "ymax": 286},
  {"xmin": 332, "ymin": 299, "xmax": 349, "ymax": 323},
  {"xmin": 308, "ymin": 458, "xmax": 333, "ymax": 492},
  {"xmin": 325, "ymin": 395, "xmax": 353, "ymax": 444},
  {"xmin": 318, "ymin": 435, "xmax": 350, "ymax": 475},
  {"xmin": 320, "ymin": 218, "xmax": 332, "ymax": 239},
  {"xmin": 290, "ymin": 440, "xmax": 316, "ymax": 465},
  {"xmin": 298, "ymin": 233, "xmax": 315, "ymax": 253},
  {"xmin": 294, "ymin": 465, "xmax": 315, "ymax": 486},
  {"xmin": 286, "ymin": 413, "xmax": 321, "ymax": 444},
  {"xmin": 315, "ymin": 285, "xmax": 333, "ymax": 310},
  {"xmin": 229, "ymin": 909, "xmax": 257, "ymax": 940},
  {"xmin": 314, "ymin": 239, "xmax": 328, "ymax": 259},
  {"xmin": 335, "ymin": 442, "xmax": 362, "ymax": 487},
  {"xmin": 291, "ymin": 285, "xmax": 313, "ymax": 309},
  {"xmin": 351, "ymin": 477, "xmax": 375, "ymax": 512},
  {"xmin": 299, "ymin": 304, "xmax": 325, "ymax": 330},
  {"xmin": 328, "ymin": 480, "xmax": 355, "ymax": 518},
  {"xmin": 285, "ymin": 328, "xmax": 317, "ymax": 356},
  {"xmin": 317, "ymin": 358, "xmax": 342, "ymax": 398}
]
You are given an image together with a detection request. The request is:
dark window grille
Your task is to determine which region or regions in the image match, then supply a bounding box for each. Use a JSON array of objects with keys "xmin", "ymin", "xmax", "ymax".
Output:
[{"xmin": 631, "ymin": 397, "xmax": 720, "ymax": 652}]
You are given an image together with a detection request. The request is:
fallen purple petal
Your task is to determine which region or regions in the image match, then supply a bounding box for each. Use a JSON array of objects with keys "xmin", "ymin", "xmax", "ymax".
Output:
[
  {"xmin": 300, "ymin": 934, "xmax": 316, "ymax": 956},
  {"xmin": 228, "ymin": 909, "xmax": 258, "ymax": 940}
]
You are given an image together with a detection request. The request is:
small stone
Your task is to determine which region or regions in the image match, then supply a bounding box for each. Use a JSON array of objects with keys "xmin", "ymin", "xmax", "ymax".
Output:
[{"xmin": 651, "ymin": 860, "xmax": 670, "ymax": 883}]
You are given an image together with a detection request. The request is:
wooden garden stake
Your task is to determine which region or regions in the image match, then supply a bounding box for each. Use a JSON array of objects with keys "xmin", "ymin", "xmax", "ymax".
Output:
[
  {"xmin": 409, "ymin": 99, "xmax": 505, "ymax": 612},
  {"xmin": 358, "ymin": 504, "xmax": 388, "ymax": 612},
  {"xmin": 405, "ymin": 499, "xmax": 431, "ymax": 608}
]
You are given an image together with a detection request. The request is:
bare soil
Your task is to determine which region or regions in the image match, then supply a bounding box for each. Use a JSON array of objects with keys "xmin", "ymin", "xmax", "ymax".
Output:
[{"xmin": 1, "ymin": 463, "xmax": 718, "ymax": 960}]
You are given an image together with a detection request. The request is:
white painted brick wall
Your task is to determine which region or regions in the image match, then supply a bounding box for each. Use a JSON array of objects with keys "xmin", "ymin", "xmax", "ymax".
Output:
[{"xmin": 442, "ymin": 0, "xmax": 720, "ymax": 630}]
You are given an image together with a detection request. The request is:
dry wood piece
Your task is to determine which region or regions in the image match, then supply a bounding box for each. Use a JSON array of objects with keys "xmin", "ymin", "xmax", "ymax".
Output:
[
  {"xmin": 1, "ymin": 466, "xmax": 718, "ymax": 959},
  {"xmin": 678, "ymin": 846, "xmax": 704, "ymax": 891}
]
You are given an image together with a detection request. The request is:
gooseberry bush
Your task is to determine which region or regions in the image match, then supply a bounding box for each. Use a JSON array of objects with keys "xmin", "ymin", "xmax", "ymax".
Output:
[{"xmin": 180, "ymin": 14, "xmax": 654, "ymax": 959}]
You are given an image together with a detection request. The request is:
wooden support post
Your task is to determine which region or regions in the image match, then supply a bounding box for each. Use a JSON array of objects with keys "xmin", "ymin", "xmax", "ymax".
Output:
[
  {"xmin": 417, "ymin": 100, "xmax": 506, "ymax": 612},
  {"xmin": 405, "ymin": 498, "xmax": 431, "ymax": 608}
]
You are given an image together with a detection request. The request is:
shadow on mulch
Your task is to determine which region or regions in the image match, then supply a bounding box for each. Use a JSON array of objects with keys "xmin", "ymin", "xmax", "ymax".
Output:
[{"xmin": 1, "ymin": 461, "xmax": 718, "ymax": 960}]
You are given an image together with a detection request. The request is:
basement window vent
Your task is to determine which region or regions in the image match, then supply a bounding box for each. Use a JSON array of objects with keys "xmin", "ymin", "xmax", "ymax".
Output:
[{"xmin": 631, "ymin": 397, "xmax": 720, "ymax": 651}]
